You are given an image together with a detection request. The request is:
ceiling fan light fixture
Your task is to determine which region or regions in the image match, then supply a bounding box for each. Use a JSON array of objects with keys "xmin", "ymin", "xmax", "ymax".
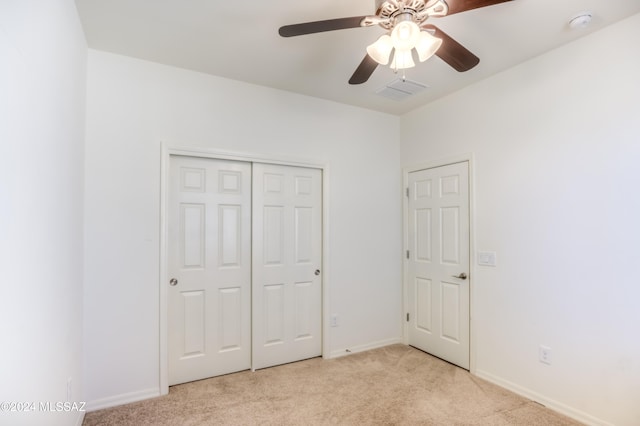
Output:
[
  {"xmin": 390, "ymin": 49, "xmax": 415, "ymax": 70},
  {"xmin": 415, "ymin": 30, "xmax": 442, "ymax": 62},
  {"xmin": 366, "ymin": 34, "xmax": 394, "ymax": 65},
  {"xmin": 279, "ymin": 0, "xmax": 503, "ymax": 85},
  {"xmin": 390, "ymin": 19, "xmax": 420, "ymax": 51}
]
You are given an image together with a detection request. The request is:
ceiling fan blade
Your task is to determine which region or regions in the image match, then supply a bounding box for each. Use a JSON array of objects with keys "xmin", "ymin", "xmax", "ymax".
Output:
[
  {"xmin": 445, "ymin": 0, "xmax": 513, "ymax": 16},
  {"xmin": 279, "ymin": 16, "xmax": 367, "ymax": 37},
  {"xmin": 423, "ymin": 24, "xmax": 479, "ymax": 72},
  {"xmin": 349, "ymin": 55, "xmax": 378, "ymax": 85}
]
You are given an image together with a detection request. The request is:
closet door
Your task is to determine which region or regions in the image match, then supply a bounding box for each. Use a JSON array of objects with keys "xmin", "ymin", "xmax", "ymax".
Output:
[
  {"xmin": 252, "ymin": 163, "xmax": 323, "ymax": 369},
  {"xmin": 168, "ymin": 156, "xmax": 251, "ymax": 385}
]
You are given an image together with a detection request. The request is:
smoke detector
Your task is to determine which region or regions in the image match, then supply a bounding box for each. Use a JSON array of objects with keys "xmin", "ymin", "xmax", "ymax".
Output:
[{"xmin": 568, "ymin": 12, "xmax": 593, "ymax": 30}]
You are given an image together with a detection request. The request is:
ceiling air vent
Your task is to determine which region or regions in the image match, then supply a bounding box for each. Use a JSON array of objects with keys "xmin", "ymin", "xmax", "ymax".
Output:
[{"xmin": 376, "ymin": 78, "xmax": 428, "ymax": 101}]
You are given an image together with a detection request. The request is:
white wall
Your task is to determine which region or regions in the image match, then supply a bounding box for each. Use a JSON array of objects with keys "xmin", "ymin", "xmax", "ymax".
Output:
[
  {"xmin": 0, "ymin": 1, "xmax": 87, "ymax": 425},
  {"xmin": 83, "ymin": 50, "xmax": 402, "ymax": 408},
  {"xmin": 401, "ymin": 14, "xmax": 640, "ymax": 426}
]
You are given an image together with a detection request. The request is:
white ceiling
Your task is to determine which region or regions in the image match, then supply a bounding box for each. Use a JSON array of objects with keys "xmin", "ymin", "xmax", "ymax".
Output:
[{"xmin": 75, "ymin": 0, "xmax": 640, "ymax": 115}]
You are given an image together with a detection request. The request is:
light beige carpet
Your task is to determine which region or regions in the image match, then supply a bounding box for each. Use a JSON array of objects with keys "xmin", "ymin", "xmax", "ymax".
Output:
[{"xmin": 83, "ymin": 344, "xmax": 582, "ymax": 425}]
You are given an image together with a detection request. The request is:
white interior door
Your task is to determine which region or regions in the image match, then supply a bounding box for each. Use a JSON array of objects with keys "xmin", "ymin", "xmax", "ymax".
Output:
[
  {"xmin": 407, "ymin": 161, "xmax": 470, "ymax": 369},
  {"xmin": 168, "ymin": 156, "xmax": 251, "ymax": 385},
  {"xmin": 252, "ymin": 163, "xmax": 323, "ymax": 370}
]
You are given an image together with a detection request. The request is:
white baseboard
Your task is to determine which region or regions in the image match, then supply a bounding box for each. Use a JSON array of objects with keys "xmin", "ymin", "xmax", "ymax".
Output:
[
  {"xmin": 475, "ymin": 369, "xmax": 612, "ymax": 426},
  {"xmin": 86, "ymin": 341, "xmax": 402, "ymax": 413},
  {"xmin": 328, "ymin": 337, "xmax": 402, "ymax": 359},
  {"xmin": 86, "ymin": 387, "xmax": 161, "ymax": 412}
]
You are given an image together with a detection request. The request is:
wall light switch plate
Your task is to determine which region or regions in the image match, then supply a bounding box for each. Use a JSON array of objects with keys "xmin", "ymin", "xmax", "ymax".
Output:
[
  {"xmin": 330, "ymin": 314, "xmax": 338, "ymax": 327},
  {"xmin": 477, "ymin": 251, "xmax": 497, "ymax": 266}
]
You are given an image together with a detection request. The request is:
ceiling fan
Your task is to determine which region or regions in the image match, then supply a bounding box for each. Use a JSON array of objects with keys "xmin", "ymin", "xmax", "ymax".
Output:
[{"xmin": 279, "ymin": 0, "xmax": 513, "ymax": 84}]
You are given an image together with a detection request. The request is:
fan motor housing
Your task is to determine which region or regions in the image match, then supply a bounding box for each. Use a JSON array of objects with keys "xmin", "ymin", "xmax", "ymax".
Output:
[{"xmin": 374, "ymin": 0, "xmax": 447, "ymax": 29}]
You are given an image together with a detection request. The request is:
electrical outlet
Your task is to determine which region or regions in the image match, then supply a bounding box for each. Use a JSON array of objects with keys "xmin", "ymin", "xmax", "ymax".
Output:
[
  {"xmin": 330, "ymin": 314, "xmax": 338, "ymax": 327},
  {"xmin": 539, "ymin": 345, "xmax": 552, "ymax": 365}
]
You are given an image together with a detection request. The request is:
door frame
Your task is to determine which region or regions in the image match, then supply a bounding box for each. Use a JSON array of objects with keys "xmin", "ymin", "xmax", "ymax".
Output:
[
  {"xmin": 402, "ymin": 153, "xmax": 476, "ymax": 373},
  {"xmin": 159, "ymin": 144, "xmax": 329, "ymax": 395}
]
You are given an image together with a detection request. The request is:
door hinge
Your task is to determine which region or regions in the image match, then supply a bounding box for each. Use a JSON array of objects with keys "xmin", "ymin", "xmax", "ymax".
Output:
[
  {"xmin": 406, "ymin": 313, "xmax": 410, "ymax": 322},
  {"xmin": 406, "ymin": 250, "xmax": 410, "ymax": 259},
  {"xmin": 406, "ymin": 187, "xmax": 409, "ymax": 197}
]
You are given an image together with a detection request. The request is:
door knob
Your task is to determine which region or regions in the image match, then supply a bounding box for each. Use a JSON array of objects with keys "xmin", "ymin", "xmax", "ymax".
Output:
[
  {"xmin": 314, "ymin": 269, "xmax": 321, "ymax": 276},
  {"xmin": 169, "ymin": 278, "xmax": 178, "ymax": 286},
  {"xmin": 451, "ymin": 273, "xmax": 467, "ymax": 280}
]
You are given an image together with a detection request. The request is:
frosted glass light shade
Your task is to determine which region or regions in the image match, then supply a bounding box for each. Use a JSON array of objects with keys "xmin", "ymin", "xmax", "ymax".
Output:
[
  {"xmin": 390, "ymin": 49, "xmax": 415, "ymax": 70},
  {"xmin": 366, "ymin": 35, "xmax": 393, "ymax": 65},
  {"xmin": 391, "ymin": 20, "xmax": 421, "ymax": 51},
  {"xmin": 416, "ymin": 31, "xmax": 442, "ymax": 62}
]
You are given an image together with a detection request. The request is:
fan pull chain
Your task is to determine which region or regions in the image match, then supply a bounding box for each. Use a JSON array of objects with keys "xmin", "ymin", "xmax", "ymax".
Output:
[{"xmin": 391, "ymin": 68, "xmax": 407, "ymax": 82}]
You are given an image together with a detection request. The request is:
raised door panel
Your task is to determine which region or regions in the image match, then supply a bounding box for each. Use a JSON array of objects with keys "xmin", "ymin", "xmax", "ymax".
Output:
[
  {"xmin": 440, "ymin": 207, "xmax": 460, "ymax": 265},
  {"xmin": 293, "ymin": 281, "xmax": 314, "ymax": 341},
  {"xmin": 218, "ymin": 287, "xmax": 243, "ymax": 352},
  {"xmin": 415, "ymin": 208, "xmax": 432, "ymax": 262},
  {"xmin": 263, "ymin": 206, "xmax": 285, "ymax": 266},
  {"xmin": 181, "ymin": 290, "xmax": 205, "ymax": 357},
  {"xmin": 219, "ymin": 205, "xmax": 241, "ymax": 268},
  {"xmin": 440, "ymin": 281, "xmax": 461, "ymax": 343},
  {"xmin": 294, "ymin": 207, "xmax": 313, "ymax": 264},
  {"xmin": 415, "ymin": 278, "xmax": 432, "ymax": 333},
  {"xmin": 263, "ymin": 284, "xmax": 285, "ymax": 346},
  {"xmin": 180, "ymin": 204, "xmax": 205, "ymax": 268}
]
